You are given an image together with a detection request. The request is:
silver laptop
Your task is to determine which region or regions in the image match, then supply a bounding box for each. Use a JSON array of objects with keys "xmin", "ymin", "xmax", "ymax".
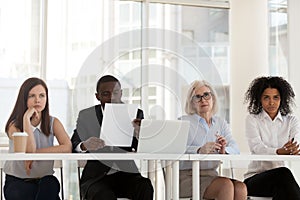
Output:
[{"xmin": 137, "ymin": 119, "xmax": 190, "ymax": 154}]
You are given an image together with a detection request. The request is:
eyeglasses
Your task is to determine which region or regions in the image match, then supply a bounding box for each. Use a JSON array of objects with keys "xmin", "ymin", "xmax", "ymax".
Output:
[
  {"xmin": 100, "ymin": 90, "xmax": 121, "ymax": 97},
  {"xmin": 192, "ymin": 92, "xmax": 212, "ymax": 103}
]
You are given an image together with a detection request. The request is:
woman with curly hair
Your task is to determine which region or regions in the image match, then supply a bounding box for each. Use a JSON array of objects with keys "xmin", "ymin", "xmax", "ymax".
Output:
[{"xmin": 244, "ymin": 76, "xmax": 300, "ymax": 199}]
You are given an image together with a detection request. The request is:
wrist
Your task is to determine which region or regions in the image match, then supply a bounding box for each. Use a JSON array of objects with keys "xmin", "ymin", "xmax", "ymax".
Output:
[
  {"xmin": 80, "ymin": 142, "xmax": 87, "ymax": 151},
  {"xmin": 197, "ymin": 147, "xmax": 201, "ymax": 154}
]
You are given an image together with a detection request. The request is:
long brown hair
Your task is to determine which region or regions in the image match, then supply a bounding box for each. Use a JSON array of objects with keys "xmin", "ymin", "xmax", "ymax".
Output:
[{"xmin": 5, "ymin": 77, "xmax": 51, "ymax": 136}]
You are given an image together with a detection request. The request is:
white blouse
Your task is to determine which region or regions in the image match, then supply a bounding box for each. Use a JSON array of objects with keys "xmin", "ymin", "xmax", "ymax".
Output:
[{"xmin": 244, "ymin": 110, "xmax": 300, "ymax": 179}]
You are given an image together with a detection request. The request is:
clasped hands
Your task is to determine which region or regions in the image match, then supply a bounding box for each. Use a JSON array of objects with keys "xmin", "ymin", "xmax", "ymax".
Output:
[
  {"xmin": 198, "ymin": 135, "xmax": 227, "ymax": 154},
  {"xmin": 277, "ymin": 139, "xmax": 300, "ymax": 155}
]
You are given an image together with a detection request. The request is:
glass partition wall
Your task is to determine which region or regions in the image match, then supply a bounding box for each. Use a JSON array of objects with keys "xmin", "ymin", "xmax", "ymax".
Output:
[
  {"xmin": 0, "ymin": 0, "xmax": 231, "ymax": 133},
  {"xmin": 269, "ymin": 0, "xmax": 288, "ymax": 76}
]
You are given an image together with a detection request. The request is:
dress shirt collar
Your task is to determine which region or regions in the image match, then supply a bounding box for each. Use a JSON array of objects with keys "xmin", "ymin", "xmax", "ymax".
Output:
[
  {"xmin": 193, "ymin": 113, "xmax": 216, "ymax": 126},
  {"xmin": 32, "ymin": 123, "xmax": 41, "ymax": 132},
  {"xmin": 260, "ymin": 109, "xmax": 283, "ymax": 122}
]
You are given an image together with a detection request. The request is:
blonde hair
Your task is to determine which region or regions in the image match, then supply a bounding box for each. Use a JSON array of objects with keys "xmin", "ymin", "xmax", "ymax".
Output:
[{"xmin": 185, "ymin": 80, "xmax": 218, "ymax": 115}]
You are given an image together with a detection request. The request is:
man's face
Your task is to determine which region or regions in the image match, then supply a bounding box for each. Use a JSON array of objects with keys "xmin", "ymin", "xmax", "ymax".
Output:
[{"xmin": 95, "ymin": 81, "xmax": 122, "ymax": 107}]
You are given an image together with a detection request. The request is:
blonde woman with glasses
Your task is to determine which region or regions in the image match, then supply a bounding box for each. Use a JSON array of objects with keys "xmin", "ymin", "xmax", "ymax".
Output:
[{"xmin": 179, "ymin": 80, "xmax": 247, "ymax": 200}]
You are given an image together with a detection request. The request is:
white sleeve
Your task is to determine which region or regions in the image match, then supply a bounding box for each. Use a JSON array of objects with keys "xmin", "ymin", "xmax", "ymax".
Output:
[{"xmin": 75, "ymin": 142, "xmax": 87, "ymax": 153}]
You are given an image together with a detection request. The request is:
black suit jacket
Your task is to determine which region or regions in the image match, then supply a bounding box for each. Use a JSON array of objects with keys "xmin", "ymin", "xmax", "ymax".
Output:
[{"xmin": 71, "ymin": 104, "xmax": 144, "ymax": 199}]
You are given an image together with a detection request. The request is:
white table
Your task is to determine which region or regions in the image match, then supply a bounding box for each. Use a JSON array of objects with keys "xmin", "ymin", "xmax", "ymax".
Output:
[
  {"xmin": 1, "ymin": 153, "xmax": 299, "ymax": 200},
  {"xmin": 0, "ymin": 153, "xmax": 189, "ymax": 200},
  {"xmin": 0, "ymin": 152, "xmax": 189, "ymax": 161}
]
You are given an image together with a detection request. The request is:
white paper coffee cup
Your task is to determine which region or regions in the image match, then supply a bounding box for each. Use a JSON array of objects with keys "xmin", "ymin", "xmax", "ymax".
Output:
[{"xmin": 12, "ymin": 132, "xmax": 28, "ymax": 153}]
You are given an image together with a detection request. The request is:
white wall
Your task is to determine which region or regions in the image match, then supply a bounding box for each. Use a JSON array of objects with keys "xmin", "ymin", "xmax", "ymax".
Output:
[
  {"xmin": 287, "ymin": 0, "xmax": 300, "ymax": 186},
  {"xmin": 229, "ymin": 0, "xmax": 269, "ymax": 153}
]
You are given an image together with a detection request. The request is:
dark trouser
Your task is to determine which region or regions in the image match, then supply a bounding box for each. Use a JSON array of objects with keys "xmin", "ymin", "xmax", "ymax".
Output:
[
  {"xmin": 244, "ymin": 167, "xmax": 300, "ymax": 200},
  {"xmin": 86, "ymin": 171, "xmax": 153, "ymax": 200},
  {"xmin": 4, "ymin": 174, "xmax": 60, "ymax": 200}
]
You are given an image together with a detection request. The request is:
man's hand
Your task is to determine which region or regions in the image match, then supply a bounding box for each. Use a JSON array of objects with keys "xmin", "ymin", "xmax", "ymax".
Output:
[
  {"xmin": 82, "ymin": 137, "xmax": 105, "ymax": 151},
  {"xmin": 132, "ymin": 119, "xmax": 141, "ymax": 139}
]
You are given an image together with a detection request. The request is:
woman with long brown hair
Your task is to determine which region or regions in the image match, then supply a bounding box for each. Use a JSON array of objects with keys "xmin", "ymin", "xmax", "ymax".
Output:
[{"xmin": 3, "ymin": 77, "xmax": 71, "ymax": 200}]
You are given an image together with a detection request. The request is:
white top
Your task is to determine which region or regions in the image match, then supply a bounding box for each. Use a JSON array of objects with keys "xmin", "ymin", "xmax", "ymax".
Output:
[
  {"xmin": 180, "ymin": 114, "xmax": 240, "ymax": 174},
  {"xmin": 244, "ymin": 110, "xmax": 300, "ymax": 179}
]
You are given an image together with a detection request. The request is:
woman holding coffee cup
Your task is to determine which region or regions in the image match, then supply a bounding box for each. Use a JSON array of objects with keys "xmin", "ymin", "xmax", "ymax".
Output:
[{"xmin": 3, "ymin": 77, "xmax": 72, "ymax": 200}]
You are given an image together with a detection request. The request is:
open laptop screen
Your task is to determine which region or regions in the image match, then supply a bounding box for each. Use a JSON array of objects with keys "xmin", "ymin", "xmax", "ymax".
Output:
[{"xmin": 137, "ymin": 119, "xmax": 190, "ymax": 154}]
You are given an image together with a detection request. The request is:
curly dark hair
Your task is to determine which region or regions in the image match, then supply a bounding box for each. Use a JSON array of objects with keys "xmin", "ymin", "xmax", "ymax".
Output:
[{"xmin": 244, "ymin": 76, "xmax": 295, "ymax": 116}]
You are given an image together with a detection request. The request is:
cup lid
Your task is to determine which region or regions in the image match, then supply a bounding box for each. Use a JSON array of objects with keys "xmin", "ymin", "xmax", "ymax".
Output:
[{"xmin": 12, "ymin": 132, "xmax": 28, "ymax": 136}]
